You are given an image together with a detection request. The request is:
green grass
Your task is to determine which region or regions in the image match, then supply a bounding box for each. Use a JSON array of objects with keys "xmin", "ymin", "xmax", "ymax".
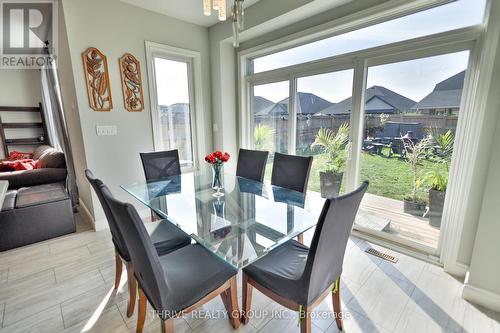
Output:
[{"xmin": 265, "ymin": 148, "xmax": 447, "ymax": 203}]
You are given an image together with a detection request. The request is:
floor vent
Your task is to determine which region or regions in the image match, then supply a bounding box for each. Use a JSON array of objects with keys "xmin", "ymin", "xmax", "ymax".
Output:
[{"xmin": 365, "ymin": 248, "xmax": 398, "ymax": 263}]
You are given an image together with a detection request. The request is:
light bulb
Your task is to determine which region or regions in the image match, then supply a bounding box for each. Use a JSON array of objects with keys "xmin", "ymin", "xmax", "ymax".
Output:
[{"xmin": 203, "ymin": 0, "xmax": 211, "ymax": 16}]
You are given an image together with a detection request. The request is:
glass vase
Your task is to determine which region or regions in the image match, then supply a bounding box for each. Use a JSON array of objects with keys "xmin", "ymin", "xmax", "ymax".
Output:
[{"xmin": 212, "ymin": 163, "xmax": 224, "ymax": 197}]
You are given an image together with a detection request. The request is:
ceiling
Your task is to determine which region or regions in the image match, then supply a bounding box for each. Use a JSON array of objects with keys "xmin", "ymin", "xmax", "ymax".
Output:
[{"xmin": 120, "ymin": 0, "xmax": 261, "ymax": 27}]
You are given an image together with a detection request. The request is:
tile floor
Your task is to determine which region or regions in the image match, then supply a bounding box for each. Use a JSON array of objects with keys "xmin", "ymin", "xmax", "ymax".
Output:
[{"xmin": 0, "ymin": 224, "xmax": 499, "ymax": 333}]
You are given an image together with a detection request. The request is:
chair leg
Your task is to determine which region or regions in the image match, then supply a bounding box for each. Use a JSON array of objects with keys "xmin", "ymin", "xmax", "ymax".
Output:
[
  {"xmin": 114, "ymin": 248, "xmax": 123, "ymax": 290},
  {"xmin": 126, "ymin": 262, "xmax": 136, "ymax": 318},
  {"xmin": 221, "ymin": 277, "xmax": 240, "ymax": 329},
  {"xmin": 241, "ymin": 272, "xmax": 252, "ymax": 324},
  {"xmin": 297, "ymin": 234, "xmax": 304, "ymax": 244},
  {"xmin": 160, "ymin": 319, "xmax": 174, "ymax": 333},
  {"xmin": 137, "ymin": 286, "xmax": 147, "ymax": 333},
  {"xmin": 332, "ymin": 281, "xmax": 344, "ymax": 331},
  {"xmin": 299, "ymin": 306, "xmax": 311, "ymax": 333}
]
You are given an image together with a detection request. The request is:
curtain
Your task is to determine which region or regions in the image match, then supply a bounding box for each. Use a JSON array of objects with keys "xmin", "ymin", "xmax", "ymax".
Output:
[{"xmin": 40, "ymin": 60, "xmax": 79, "ymax": 211}]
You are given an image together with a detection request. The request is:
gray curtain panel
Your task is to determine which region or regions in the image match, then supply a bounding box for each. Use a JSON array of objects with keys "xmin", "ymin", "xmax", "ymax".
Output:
[{"xmin": 40, "ymin": 59, "xmax": 79, "ymax": 211}]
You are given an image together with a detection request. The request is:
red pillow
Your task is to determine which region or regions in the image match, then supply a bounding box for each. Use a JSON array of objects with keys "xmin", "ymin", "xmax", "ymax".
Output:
[
  {"xmin": 8, "ymin": 151, "xmax": 33, "ymax": 160},
  {"xmin": 14, "ymin": 160, "xmax": 38, "ymax": 171},
  {"xmin": 0, "ymin": 159, "xmax": 37, "ymax": 171}
]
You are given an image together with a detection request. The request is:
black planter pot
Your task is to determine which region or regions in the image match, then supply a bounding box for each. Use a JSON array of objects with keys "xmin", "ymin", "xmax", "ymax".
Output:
[
  {"xmin": 403, "ymin": 199, "xmax": 427, "ymax": 217},
  {"xmin": 429, "ymin": 188, "xmax": 445, "ymax": 228},
  {"xmin": 320, "ymin": 171, "xmax": 343, "ymax": 198}
]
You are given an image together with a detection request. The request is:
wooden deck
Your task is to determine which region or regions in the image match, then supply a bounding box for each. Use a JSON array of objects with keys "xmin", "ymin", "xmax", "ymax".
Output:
[
  {"xmin": 305, "ymin": 190, "xmax": 440, "ymax": 250},
  {"xmin": 358, "ymin": 193, "xmax": 440, "ymax": 249}
]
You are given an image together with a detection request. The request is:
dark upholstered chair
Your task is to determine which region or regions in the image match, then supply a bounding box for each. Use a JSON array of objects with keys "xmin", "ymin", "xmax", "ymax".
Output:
[
  {"xmin": 140, "ymin": 150, "xmax": 181, "ymax": 182},
  {"xmin": 271, "ymin": 152, "xmax": 313, "ymax": 194},
  {"xmin": 140, "ymin": 150, "xmax": 182, "ymax": 221},
  {"xmin": 100, "ymin": 184, "xmax": 240, "ymax": 333},
  {"xmin": 241, "ymin": 181, "xmax": 369, "ymax": 333},
  {"xmin": 85, "ymin": 170, "xmax": 191, "ymax": 318},
  {"xmin": 236, "ymin": 148, "xmax": 269, "ymax": 182}
]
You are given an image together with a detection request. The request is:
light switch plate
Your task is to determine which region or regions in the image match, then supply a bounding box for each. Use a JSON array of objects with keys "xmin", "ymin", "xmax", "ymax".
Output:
[{"xmin": 96, "ymin": 125, "xmax": 117, "ymax": 136}]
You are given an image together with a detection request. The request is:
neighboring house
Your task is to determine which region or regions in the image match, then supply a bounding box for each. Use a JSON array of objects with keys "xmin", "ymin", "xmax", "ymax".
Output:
[
  {"xmin": 252, "ymin": 96, "xmax": 274, "ymax": 114},
  {"xmin": 159, "ymin": 103, "xmax": 190, "ymax": 125},
  {"xmin": 411, "ymin": 70, "xmax": 465, "ymax": 115},
  {"xmin": 255, "ymin": 92, "xmax": 334, "ymax": 117},
  {"xmin": 319, "ymin": 85, "xmax": 416, "ymax": 115}
]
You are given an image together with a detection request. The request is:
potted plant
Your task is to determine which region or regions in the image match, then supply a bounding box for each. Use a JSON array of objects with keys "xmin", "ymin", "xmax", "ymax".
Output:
[
  {"xmin": 254, "ymin": 124, "xmax": 275, "ymax": 151},
  {"xmin": 310, "ymin": 123, "xmax": 349, "ymax": 198},
  {"xmin": 425, "ymin": 130, "xmax": 454, "ymax": 227},
  {"xmin": 403, "ymin": 136, "xmax": 431, "ymax": 216},
  {"xmin": 425, "ymin": 166, "xmax": 448, "ymax": 228}
]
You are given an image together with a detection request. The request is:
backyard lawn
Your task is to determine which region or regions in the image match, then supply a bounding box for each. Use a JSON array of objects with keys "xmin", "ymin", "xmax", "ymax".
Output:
[{"xmin": 264, "ymin": 147, "xmax": 447, "ymax": 203}]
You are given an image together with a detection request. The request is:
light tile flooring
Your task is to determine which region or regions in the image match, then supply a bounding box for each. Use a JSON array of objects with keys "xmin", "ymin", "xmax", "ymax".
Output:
[{"xmin": 0, "ymin": 225, "xmax": 499, "ymax": 333}]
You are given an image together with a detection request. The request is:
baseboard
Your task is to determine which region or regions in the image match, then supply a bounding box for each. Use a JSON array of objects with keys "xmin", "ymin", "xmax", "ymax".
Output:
[
  {"xmin": 79, "ymin": 200, "xmax": 95, "ymax": 230},
  {"xmin": 463, "ymin": 272, "xmax": 500, "ymax": 312},
  {"xmin": 445, "ymin": 261, "xmax": 469, "ymax": 279}
]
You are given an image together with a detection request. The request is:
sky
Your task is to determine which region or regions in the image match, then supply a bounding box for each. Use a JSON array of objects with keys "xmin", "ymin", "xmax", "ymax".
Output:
[
  {"xmin": 253, "ymin": 0, "xmax": 485, "ymax": 104},
  {"xmin": 155, "ymin": 57, "xmax": 190, "ymax": 106}
]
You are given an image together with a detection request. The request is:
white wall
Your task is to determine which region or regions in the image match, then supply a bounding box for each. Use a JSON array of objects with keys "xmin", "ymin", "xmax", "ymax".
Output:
[
  {"xmin": 61, "ymin": 0, "xmax": 213, "ymax": 228},
  {"xmin": 57, "ymin": 0, "xmax": 93, "ymax": 216},
  {"xmin": 0, "ymin": 70, "xmax": 42, "ymax": 158}
]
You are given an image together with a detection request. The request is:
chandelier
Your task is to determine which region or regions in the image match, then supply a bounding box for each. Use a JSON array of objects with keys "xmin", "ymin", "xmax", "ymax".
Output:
[{"xmin": 203, "ymin": 0, "xmax": 245, "ymax": 47}]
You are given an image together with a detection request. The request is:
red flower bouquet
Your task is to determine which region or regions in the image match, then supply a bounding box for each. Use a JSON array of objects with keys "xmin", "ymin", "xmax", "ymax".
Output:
[
  {"xmin": 205, "ymin": 151, "xmax": 230, "ymax": 197},
  {"xmin": 204, "ymin": 151, "xmax": 230, "ymax": 165}
]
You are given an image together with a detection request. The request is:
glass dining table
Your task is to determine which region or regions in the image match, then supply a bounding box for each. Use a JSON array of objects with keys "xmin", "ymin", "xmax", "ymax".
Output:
[{"xmin": 121, "ymin": 169, "xmax": 324, "ymax": 269}]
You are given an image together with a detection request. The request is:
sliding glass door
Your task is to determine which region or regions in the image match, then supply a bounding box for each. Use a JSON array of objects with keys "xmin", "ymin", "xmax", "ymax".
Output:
[{"xmin": 354, "ymin": 51, "xmax": 470, "ymax": 253}]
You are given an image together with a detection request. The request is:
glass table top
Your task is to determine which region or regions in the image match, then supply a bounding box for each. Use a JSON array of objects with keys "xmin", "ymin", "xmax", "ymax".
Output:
[{"xmin": 121, "ymin": 170, "xmax": 324, "ymax": 269}]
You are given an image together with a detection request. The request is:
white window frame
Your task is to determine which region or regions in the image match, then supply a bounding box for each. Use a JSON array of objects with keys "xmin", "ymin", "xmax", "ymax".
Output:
[
  {"xmin": 145, "ymin": 41, "xmax": 202, "ymax": 172},
  {"xmin": 238, "ymin": 0, "xmax": 490, "ymax": 268}
]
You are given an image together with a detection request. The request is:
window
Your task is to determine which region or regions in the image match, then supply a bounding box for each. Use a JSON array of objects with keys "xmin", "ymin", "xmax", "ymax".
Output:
[
  {"xmin": 146, "ymin": 43, "xmax": 199, "ymax": 169},
  {"xmin": 242, "ymin": 0, "xmax": 486, "ymax": 255},
  {"xmin": 251, "ymin": 0, "xmax": 485, "ymax": 73},
  {"xmin": 295, "ymin": 70, "xmax": 354, "ymax": 194},
  {"xmin": 252, "ymin": 81, "xmax": 290, "ymax": 152}
]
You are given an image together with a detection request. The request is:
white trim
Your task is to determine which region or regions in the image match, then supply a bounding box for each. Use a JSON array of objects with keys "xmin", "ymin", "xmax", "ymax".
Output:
[
  {"xmin": 440, "ymin": 0, "xmax": 500, "ymax": 274},
  {"xmin": 463, "ymin": 272, "xmax": 500, "ymax": 312},
  {"xmin": 346, "ymin": 59, "xmax": 367, "ymax": 192},
  {"xmin": 144, "ymin": 41, "xmax": 203, "ymax": 171},
  {"xmin": 79, "ymin": 199, "xmax": 95, "ymax": 230}
]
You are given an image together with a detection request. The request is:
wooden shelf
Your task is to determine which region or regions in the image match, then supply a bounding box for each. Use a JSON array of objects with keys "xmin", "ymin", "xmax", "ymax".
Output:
[
  {"xmin": 2, "ymin": 122, "xmax": 43, "ymax": 129},
  {"xmin": 0, "ymin": 106, "xmax": 40, "ymax": 112},
  {"xmin": 5, "ymin": 138, "xmax": 44, "ymax": 145}
]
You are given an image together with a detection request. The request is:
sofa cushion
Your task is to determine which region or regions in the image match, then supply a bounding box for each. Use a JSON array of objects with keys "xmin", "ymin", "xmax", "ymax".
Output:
[
  {"xmin": 37, "ymin": 149, "xmax": 66, "ymax": 169},
  {"xmin": 0, "ymin": 168, "xmax": 67, "ymax": 189},
  {"xmin": 32, "ymin": 145, "xmax": 54, "ymax": 160},
  {"xmin": 16, "ymin": 183, "xmax": 68, "ymax": 208},
  {"xmin": 1, "ymin": 190, "xmax": 16, "ymax": 211}
]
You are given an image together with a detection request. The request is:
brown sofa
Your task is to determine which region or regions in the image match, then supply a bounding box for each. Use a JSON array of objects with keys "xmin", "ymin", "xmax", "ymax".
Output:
[{"xmin": 0, "ymin": 145, "xmax": 67, "ymax": 189}]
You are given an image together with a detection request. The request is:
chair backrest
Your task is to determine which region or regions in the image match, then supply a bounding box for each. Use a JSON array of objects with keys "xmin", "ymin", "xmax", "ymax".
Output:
[
  {"xmin": 85, "ymin": 169, "xmax": 130, "ymax": 261},
  {"xmin": 236, "ymin": 148, "xmax": 269, "ymax": 182},
  {"xmin": 271, "ymin": 152, "xmax": 313, "ymax": 193},
  {"xmin": 302, "ymin": 181, "xmax": 368, "ymax": 305},
  {"xmin": 100, "ymin": 184, "xmax": 168, "ymax": 311},
  {"xmin": 140, "ymin": 150, "xmax": 181, "ymax": 182}
]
